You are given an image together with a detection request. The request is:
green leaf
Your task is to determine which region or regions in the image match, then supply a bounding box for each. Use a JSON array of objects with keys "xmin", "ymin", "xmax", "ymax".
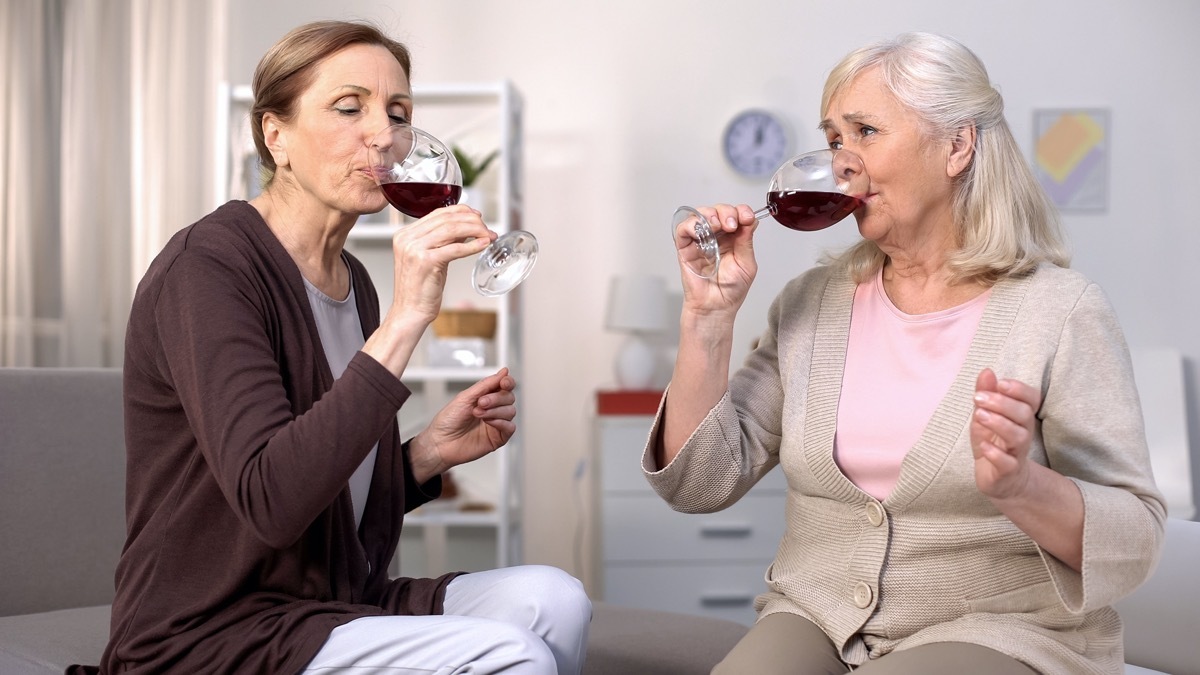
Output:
[{"xmin": 452, "ymin": 145, "xmax": 500, "ymax": 187}]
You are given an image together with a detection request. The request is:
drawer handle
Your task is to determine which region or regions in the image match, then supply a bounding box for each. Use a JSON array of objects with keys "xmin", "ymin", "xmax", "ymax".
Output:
[
  {"xmin": 700, "ymin": 592, "xmax": 754, "ymax": 607},
  {"xmin": 699, "ymin": 523, "xmax": 753, "ymax": 538}
]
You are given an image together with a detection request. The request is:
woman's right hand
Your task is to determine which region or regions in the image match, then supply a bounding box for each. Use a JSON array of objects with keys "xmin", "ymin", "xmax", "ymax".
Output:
[
  {"xmin": 676, "ymin": 203, "xmax": 759, "ymax": 317},
  {"xmin": 659, "ymin": 203, "xmax": 758, "ymax": 469},
  {"xmin": 388, "ymin": 204, "xmax": 495, "ymax": 326},
  {"xmin": 364, "ymin": 204, "xmax": 494, "ymax": 378}
]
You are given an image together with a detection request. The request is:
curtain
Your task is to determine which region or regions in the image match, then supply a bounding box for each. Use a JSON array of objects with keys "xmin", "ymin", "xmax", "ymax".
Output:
[
  {"xmin": 0, "ymin": 0, "xmax": 225, "ymax": 367},
  {"xmin": 128, "ymin": 0, "xmax": 227, "ymax": 316},
  {"xmin": 0, "ymin": 1, "xmax": 61, "ymax": 365},
  {"xmin": 59, "ymin": 0, "xmax": 132, "ymax": 367}
]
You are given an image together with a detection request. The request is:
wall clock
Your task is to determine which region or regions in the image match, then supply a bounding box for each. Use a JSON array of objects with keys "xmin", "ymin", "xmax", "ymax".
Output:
[{"xmin": 722, "ymin": 109, "xmax": 790, "ymax": 178}]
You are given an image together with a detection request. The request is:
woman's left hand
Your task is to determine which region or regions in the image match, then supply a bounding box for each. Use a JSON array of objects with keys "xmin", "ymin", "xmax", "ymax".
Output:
[
  {"xmin": 409, "ymin": 368, "xmax": 517, "ymax": 484},
  {"xmin": 970, "ymin": 368, "xmax": 1041, "ymax": 500},
  {"xmin": 971, "ymin": 368, "xmax": 1085, "ymax": 571}
]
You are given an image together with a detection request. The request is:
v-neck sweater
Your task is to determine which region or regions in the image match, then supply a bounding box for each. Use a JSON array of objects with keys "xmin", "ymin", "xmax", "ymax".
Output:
[
  {"xmin": 835, "ymin": 268, "xmax": 991, "ymax": 501},
  {"xmin": 93, "ymin": 201, "xmax": 458, "ymax": 674},
  {"xmin": 643, "ymin": 262, "xmax": 1165, "ymax": 674}
]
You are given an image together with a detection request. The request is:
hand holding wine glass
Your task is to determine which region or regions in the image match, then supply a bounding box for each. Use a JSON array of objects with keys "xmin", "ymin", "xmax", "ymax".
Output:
[
  {"xmin": 677, "ymin": 202, "xmax": 762, "ymax": 313},
  {"xmin": 369, "ymin": 124, "xmax": 537, "ymax": 296},
  {"xmin": 672, "ymin": 149, "xmax": 867, "ymax": 279}
]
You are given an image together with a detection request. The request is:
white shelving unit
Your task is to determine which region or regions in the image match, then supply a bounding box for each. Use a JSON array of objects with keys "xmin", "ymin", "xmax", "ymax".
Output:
[{"xmin": 216, "ymin": 81, "xmax": 526, "ymax": 576}]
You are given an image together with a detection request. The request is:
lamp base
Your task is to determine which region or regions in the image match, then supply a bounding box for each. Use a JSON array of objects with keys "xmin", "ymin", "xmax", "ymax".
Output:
[{"xmin": 614, "ymin": 334, "xmax": 657, "ymax": 390}]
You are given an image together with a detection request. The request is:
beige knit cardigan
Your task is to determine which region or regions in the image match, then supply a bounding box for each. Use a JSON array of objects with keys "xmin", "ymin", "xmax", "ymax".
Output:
[{"xmin": 642, "ymin": 263, "xmax": 1166, "ymax": 674}]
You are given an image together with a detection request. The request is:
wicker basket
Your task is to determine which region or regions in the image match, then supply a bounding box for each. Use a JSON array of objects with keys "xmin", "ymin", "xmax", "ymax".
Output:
[{"xmin": 431, "ymin": 309, "xmax": 497, "ymax": 339}]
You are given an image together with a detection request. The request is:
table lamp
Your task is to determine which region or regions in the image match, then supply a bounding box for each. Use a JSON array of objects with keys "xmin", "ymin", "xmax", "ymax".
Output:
[{"xmin": 604, "ymin": 274, "xmax": 668, "ymax": 390}]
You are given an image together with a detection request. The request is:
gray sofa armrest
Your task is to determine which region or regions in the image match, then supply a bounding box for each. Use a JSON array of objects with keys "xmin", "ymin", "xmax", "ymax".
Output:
[
  {"xmin": 1116, "ymin": 517, "xmax": 1200, "ymax": 675},
  {"xmin": 0, "ymin": 368, "xmax": 125, "ymax": 617}
]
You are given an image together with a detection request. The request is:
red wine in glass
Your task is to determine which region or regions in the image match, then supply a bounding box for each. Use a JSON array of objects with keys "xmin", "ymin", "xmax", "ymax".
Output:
[
  {"xmin": 369, "ymin": 123, "xmax": 538, "ymax": 296},
  {"xmin": 767, "ymin": 190, "xmax": 863, "ymax": 232},
  {"xmin": 381, "ymin": 182, "xmax": 462, "ymax": 219},
  {"xmin": 672, "ymin": 148, "xmax": 867, "ymax": 279}
]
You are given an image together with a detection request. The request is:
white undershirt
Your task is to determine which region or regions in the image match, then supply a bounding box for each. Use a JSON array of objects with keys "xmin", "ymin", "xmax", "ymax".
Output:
[{"xmin": 303, "ymin": 262, "xmax": 376, "ymax": 528}]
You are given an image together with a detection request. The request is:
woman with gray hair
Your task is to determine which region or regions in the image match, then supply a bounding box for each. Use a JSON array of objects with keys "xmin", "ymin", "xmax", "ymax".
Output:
[{"xmin": 653, "ymin": 32, "xmax": 1163, "ymax": 674}]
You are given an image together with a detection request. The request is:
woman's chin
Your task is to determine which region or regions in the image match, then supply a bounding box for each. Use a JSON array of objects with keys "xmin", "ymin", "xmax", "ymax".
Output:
[
  {"xmin": 854, "ymin": 217, "xmax": 890, "ymax": 243},
  {"xmin": 353, "ymin": 197, "xmax": 390, "ymax": 217},
  {"xmin": 852, "ymin": 214, "xmax": 872, "ymax": 236}
]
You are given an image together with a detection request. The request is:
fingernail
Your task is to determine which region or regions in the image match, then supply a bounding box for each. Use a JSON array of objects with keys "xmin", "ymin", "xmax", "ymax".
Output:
[
  {"xmin": 998, "ymin": 380, "xmax": 1012, "ymax": 392},
  {"xmin": 726, "ymin": 217, "xmax": 736, "ymax": 229},
  {"xmin": 975, "ymin": 409, "xmax": 991, "ymax": 421},
  {"xmin": 974, "ymin": 393, "xmax": 988, "ymax": 404}
]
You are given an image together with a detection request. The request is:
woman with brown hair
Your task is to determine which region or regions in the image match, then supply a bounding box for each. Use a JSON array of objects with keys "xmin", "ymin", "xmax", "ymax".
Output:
[{"xmin": 88, "ymin": 20, "xmax": 589, "ymax": 674}]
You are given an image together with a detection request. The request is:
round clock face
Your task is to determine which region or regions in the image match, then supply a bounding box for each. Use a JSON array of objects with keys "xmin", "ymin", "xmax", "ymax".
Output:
[{"xmin": 722, "ymin": 109, "xmax": 790, "ymax": 178}]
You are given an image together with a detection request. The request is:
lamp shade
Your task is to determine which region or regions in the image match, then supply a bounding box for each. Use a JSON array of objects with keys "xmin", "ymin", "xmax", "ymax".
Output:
[{"xmin": 604, "ymin": 274, "xmax": 668, "ymax": 333}]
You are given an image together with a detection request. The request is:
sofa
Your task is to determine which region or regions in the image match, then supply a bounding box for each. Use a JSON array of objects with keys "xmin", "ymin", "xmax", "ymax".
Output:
[
  {"xmin": 0, "ymin": 368, "xmax": 746, "ymax": 674},
  {"xmin": 1, "ymin": 367, "xmax": 1197, "ymax": 674}
]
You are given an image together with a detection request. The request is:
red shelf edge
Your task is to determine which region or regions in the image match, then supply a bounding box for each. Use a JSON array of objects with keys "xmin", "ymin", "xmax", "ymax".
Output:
[{"xmin": 596, "ymin": 390, "xmax": 664, "ymax": 416}]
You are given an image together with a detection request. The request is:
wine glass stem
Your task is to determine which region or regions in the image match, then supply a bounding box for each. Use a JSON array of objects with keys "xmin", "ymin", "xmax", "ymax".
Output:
[
  {"xmin": 485, "ymin": 241, "xmax": 510, "ymax": 267},
  {"xmin": 752, "ymin": 206, "xmax": 772, "ymax": 221}
]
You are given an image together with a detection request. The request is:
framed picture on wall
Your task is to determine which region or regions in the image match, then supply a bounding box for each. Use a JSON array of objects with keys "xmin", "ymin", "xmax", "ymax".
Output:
[{"xmin": 1032, "ymin": 108, "xmax": 1110, "ymax": 213}]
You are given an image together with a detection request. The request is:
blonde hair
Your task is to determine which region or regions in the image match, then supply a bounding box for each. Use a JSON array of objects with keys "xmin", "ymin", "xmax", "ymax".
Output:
[
  {"xmin": 250, "ymin": 20, "xmax": 412, "ymax": 186},
  {"xmin": 821, "ymin": 32, "xmax": 1069, "ymax": 284}
]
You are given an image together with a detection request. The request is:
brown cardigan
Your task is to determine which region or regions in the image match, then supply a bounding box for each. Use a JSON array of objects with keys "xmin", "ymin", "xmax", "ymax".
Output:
[{"xmin": 81, "ymin": 201, "xmax": 457, "ymax": 674}]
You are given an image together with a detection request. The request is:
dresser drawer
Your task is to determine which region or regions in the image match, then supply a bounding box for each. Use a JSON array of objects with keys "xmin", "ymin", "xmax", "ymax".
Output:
[
  {"xmin": 599, "ymin": 415, "xmax": 787, "ymax": 493},
  {"xmin": 598, "ymin": 416, "xmax": 659, "ymax": 492},
  {"xmin": 602, "ymin": 492, "xmax": 784, "ymax": 562},
  {"xmin": 603, "ymin": 561, "xmax": 768, "ymax": 625}
]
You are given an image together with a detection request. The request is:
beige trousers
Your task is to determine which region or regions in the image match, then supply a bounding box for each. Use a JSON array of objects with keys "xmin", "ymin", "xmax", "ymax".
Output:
[{"xmin": 713, "ymin": 612, "xmax": 1039, "ymax": 675}]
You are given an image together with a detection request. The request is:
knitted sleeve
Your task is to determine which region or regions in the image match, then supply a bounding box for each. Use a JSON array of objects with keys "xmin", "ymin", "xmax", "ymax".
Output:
[
  {"xmin": 1037, "ymin": 282, "xmax": 1167, "ymax": 612},
  {"xmin": 641, "ymin": 268, "xmax": 831, "ymax": 512}
]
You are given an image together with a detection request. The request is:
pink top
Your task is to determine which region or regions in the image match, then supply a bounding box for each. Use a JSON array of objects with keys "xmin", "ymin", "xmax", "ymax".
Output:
[{"xmin": 834, "ymin": 269, "xmax": 991, "ymax": 501}]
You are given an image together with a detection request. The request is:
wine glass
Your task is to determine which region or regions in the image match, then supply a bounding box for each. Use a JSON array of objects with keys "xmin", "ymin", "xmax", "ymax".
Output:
[
  {"xmin": 672, "ymin": 149, "xmax": 866, "ymax": 279},
  {"xmin": 368, "ymin": 124, "xmax": 538, "ymax": 296}
]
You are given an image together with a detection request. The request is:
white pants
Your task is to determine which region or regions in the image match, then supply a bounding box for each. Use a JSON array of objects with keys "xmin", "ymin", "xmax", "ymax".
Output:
[{"xmin": 301, "ymin": 565, "xmax": 592, "ymax": 674}]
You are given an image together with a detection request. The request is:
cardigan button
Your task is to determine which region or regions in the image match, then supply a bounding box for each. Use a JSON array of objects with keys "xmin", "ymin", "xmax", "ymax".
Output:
[
  {"xmin": 853, "ymin": 582, "xmax": 874, "ymax": 608},
  {"xmin": 866, "ymin": 502, "xmax": 884, "ymax": 527}
]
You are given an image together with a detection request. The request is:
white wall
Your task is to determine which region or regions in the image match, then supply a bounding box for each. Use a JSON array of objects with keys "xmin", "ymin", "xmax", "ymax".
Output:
[{"xmin": 226, "ymin": 0, "xmax": 1200, "ymax": 589}]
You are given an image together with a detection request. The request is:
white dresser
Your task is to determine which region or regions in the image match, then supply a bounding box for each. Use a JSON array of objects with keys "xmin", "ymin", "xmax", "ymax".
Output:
[{"xmin": 596, "ymin": 402, "xmax": 787, "ymax": 626}]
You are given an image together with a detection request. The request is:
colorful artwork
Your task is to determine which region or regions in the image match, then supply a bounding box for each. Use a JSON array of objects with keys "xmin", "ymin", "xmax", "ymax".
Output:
[{"xmin": 1033, "ymin": 109, "xmax": 1109, "ymax": 212}]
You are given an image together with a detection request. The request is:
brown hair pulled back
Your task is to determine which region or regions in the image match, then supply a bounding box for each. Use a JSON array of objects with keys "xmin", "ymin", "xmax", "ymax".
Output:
[{"xmin": 250, "ymin": 20, "xmax": 411, "ymax": 186}]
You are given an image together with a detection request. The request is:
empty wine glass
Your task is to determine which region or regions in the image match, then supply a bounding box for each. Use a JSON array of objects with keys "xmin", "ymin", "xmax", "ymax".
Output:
[
  {"xmin": 368, "ymin": 123, "xmax": 537, "ymax": 296},
  {"xmin": 672, "ymin": 149, "xmax": 867, "ymax": 279}
]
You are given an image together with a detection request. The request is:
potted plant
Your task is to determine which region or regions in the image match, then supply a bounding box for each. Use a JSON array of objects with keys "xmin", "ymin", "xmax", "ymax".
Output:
[{"xmin": 451, "ymin": 145, "xmax": 499, "ymax": 210}]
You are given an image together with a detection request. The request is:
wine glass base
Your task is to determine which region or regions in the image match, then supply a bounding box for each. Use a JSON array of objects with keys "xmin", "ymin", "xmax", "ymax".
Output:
[
  {"xmin": 672, "ymin": 206, "xmax": 720, "ymax": 279},
  {"xmin": 472, "ymin": 230, "xmax": 539, "ymax": 297}
]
